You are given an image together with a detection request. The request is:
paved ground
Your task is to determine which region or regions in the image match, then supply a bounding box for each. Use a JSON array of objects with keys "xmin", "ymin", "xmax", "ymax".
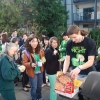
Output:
[
  {"xmin": 15, "ymin": 82, "xmax": 78, "ymax": 100},
  {"xmin": 0, "ymin": 82, "xmax": 78, "ymax": 100},
  {"xmin": 15, "ymin": 82, "xmax": 65, "ymax": 100}
]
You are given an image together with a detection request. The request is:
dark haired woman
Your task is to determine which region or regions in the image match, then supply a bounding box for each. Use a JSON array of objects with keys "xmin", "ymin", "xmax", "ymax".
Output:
[
  {"xmin": 1, "ymin": 34, "xmax": 10, "ymax": 53},
  {"xmin": 22, "ymin": 35, "xmax": 45, "ymax": 100},
  {"xmin": 42, "ymin": 36, "xmax": 50, "ymax": 87}
]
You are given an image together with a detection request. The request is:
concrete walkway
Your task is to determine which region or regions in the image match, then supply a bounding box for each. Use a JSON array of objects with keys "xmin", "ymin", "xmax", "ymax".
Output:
[
  {"xmin": 0, "ymin": 82, "xmax": 78, "ymax": 100},
  {"xmin": 14, "ymin": 82, "xmax": 78, "ymax": 100}
]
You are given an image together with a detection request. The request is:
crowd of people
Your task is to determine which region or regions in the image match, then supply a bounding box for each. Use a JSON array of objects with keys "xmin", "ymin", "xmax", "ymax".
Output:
[{"xmin": 0, "ymin": 25, "xmax": 98, "ymax": 100}]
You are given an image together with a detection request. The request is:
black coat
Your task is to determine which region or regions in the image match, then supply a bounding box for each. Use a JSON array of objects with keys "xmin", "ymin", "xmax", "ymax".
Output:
[{"xmin": 45, "ymin": 46, "xmax": 59, "ymax": 75}]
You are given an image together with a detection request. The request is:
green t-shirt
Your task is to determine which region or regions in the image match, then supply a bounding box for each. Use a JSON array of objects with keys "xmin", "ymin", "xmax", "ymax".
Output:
[{"xmin": 34, "ymin": 54, "xmax": 41, "ymax": 72}]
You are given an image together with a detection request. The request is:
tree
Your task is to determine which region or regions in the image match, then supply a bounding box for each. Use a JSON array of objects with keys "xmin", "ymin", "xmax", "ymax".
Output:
[
  {"xmin": 31, "ymin": 0, "xmax": 69, "ymax": 37},
  {"xmin": 14, "ymin": 0, "xmax": 34, "ymax": 32},
  {"xmin": 89, "ymin": 29, "xmax": 100, "ymax": 48},
  {"xmin": 0, "ymin": 0, "xmax": 69, "ymax": 37},
  {"xmin": 0, "ymin": 1, "xmax": 23, "ymax": 34}
]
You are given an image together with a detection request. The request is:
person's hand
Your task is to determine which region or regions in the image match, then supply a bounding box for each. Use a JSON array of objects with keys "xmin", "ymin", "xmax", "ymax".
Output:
[
  {"xmin": 70, "ymin": 67, "xmax": 81, "ymax": 79},
  {"xmin": 63, "ymin": 69, "xmax": 67, "ymax": 75},
  {"xmin": 54, "ymin": 49, "xmax": 58, "ymax": 55},
  {"xmin": 31, "ymin": 63, "xmax": 37, "ymax": 67},
  {"xmin": 18, "ymin": 65, "xmax": 26, "ymax": 72},
  {"xmin": 57, "ymin": 71, "xmax": 63, "ymax": 77},
  {"xmin": 63, "ymin": 71, "xmax": 66, "ymax": 74},
  {"xmin": 40, "ymin": 57, "xmax": 46, "ymax": 64}
]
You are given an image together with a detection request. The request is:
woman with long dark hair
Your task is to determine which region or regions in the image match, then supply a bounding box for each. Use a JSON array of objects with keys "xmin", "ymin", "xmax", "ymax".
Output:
[
  {"xmin": 1, "ymin": 34, "xmax": 10, "ymax": 53},
  {"xmin": 22, "ymin": 35, "xmax": 45, "ymax": 100}
]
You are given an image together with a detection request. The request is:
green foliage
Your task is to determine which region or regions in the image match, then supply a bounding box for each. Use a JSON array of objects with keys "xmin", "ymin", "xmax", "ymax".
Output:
[
  {"xmin": 0, "ymin": 0, "xmax": 68, "ymax": 38},
  {"xmin": 13, "ymin": 0, "xmax": 35, "ymax": 32},
  {"xmin": 17, "ymin": 29, "xmax": 24, "ymax": 36},
  {"xmin": 89, "ymin": 29, "xmax": 100, "ymax": 61},
  {"xmin": 89, "ymin": 29, "xmax": 100, "ymax": 48},
  {"xmin": 31, "ymin": 0, "xmax": 68, "ymax": 37},
  {"xmin": 15, "ymin": 0, "xmax": 33, "ymax": 21},
  {"xmin": 96, "ymin": 45, "xmax": 100, "ymax": 61},
  {"xmin": 0, "ymin": 1, "xmax": 23, "ymax": 34}
]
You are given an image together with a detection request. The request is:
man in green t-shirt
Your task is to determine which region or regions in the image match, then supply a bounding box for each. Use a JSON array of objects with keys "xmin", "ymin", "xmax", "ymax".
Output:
[{"xmin": 59, "ymin": 31, "xmax": 70, "ymax": 70}]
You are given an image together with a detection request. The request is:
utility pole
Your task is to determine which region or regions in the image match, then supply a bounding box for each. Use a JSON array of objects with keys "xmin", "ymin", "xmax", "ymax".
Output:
[
  {"xmin": 71, "ymin": 0, "xmax": 73, "ymax": 24},
  {"xmin": 94, "ymin": 0, "xmax": 97, "ymax": 29}
]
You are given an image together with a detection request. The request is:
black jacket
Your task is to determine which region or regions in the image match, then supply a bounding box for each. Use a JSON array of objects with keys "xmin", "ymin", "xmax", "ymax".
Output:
[{"xmin": 45, "ymin": 46, "xmax": 59, "ymax": 75}]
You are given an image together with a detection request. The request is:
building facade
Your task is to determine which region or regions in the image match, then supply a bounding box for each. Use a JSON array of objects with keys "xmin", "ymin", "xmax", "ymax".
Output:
[{"xmin": 64, "ymin": 0, "xmax": 100, "ymax": 31}]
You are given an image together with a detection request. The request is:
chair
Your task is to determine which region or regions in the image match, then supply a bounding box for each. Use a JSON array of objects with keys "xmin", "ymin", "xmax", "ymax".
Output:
[{"xmin": 81, "ymin": 71, "xmax": 100, "ymax": 100}]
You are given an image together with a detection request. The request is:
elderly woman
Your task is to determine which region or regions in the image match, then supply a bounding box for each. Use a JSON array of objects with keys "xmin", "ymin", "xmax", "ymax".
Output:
[{"xmin": 0, "ymin": 42, "xmax": 25, "ymax": 100}]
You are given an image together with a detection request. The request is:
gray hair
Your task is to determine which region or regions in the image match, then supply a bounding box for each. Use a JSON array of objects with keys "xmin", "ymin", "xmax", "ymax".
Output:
[{"xmin": 5, "ymin": 42, "xmax": 19, "ymax": 53}]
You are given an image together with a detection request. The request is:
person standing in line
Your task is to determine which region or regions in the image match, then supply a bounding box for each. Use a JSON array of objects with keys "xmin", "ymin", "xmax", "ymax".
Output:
[
  {"xmin": 41, "ymin": 31, "xmax": 47, "ymax": 47},
  {"xmin": 10, "ymin": 29, "xmax": 23, "ymax": 47},
  {"xmin": 22, "ymin": 35, "xmax": 45, "ymax": 100},
  {"xmin": 42, "ymin": 36, "xmax": 50, "ymax": 87},
  {"xmin": 20, "ymin": 33, "xmax": 30, "ymax": 92},
  {"xmin": 45, "ymin": 37, "xmax": 59, "ymax": 100},
  {"xmin": 59, "ymin": 31, "xmax": 69, "ymax": 59},
  {"xmin": 1, "ymin": 30, "xmax": 8, "ymax": 35},
  {"xmin": 0, "ymin": 42, "xmax": 25, "ymax": 100},
  {"xmin": 1, "ymin": 34, "xmax": 10, "ymax": 53},
  {"xmin": 59, "ymin": 31, "xmax": 70, "ymax": 70},
  {"xmin": 30, "ymin": 32, "xmax": 35, "ymax": 37},
  {"xmin": 11, "ymin": 37, "xmax": 20, "ymax": 86}
]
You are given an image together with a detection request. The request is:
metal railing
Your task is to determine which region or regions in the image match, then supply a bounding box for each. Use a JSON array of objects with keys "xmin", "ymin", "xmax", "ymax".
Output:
[
  {"xmin": 73, "ymin": 0, "xmax": 94, "ymax": 3},
  {"xmin": 73, "ymin": 12, "xmax": 96, "ymax": 22}
]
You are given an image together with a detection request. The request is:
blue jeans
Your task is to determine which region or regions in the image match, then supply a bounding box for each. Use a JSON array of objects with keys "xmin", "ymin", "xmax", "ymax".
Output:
[{"xmin": 29, "ymin": 73, "xmax": 43, "ymax": 100}]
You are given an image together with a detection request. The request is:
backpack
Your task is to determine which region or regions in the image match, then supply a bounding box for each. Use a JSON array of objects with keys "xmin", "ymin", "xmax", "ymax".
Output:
[
  {"xmin": 17, "ymin": 45, "xmax": 29, "ymax": 64},
  {"xmin": 22, "ymin": 50, "xmax": 30, "ymax": 61}
]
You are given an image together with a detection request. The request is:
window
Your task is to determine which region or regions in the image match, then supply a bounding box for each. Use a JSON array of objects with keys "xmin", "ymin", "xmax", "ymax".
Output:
[
  {"xmin": 83, "ymin": 24, "xmax": 94, "ymax": 28},
  {"xmin": 83, "ymin": 24, "xmax": 88, "ymax": 28},
  {"xmin": 83, "ymin": 7, "xmax": 94, "ymax": 20}
]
